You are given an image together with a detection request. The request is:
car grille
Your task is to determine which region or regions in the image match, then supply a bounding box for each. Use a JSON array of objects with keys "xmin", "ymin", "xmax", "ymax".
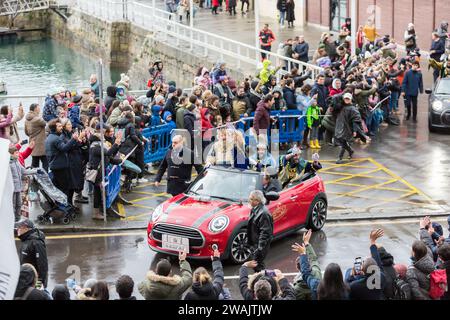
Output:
[
  {"xmin": 152, "ymin": 223, "xmax": 205, "ymax": 248},
  {"xmin": 442, "ymin": 111, "xmax": 450, "ymax": 126}
]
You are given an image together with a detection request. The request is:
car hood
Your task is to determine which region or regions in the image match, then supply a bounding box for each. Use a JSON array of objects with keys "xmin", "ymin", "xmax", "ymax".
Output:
[{"xmin": 155, "ymin": 194, "xmax": 244, "ymax": 229}]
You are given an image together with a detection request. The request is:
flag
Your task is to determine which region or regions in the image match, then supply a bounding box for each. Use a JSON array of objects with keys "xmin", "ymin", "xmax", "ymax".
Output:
[{"xmin": 0, "ymin": 138, "xmax": 20, "ymax": 300}]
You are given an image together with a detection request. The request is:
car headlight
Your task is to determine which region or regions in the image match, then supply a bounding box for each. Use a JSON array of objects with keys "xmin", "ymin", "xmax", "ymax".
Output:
[
  {"xmin": 208, "ymin": 216, "xmax": 229, "ymax": 233},
  {"xmin": 151, "ymin": 204, "xmax": 164, "ymax": 222},
  {"xmin": 432, "ymin": 101, "xmax": 444, "ymax": 112}
]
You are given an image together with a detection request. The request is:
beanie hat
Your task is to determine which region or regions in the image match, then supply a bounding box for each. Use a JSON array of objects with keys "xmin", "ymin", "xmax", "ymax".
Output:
[
  {"xmin": 154, "ymin": 95, "xmax": 165, "ymax": 105},
  {"xmin": 168, "ymin": 86, "xmax": 176, "ymax": 94}
]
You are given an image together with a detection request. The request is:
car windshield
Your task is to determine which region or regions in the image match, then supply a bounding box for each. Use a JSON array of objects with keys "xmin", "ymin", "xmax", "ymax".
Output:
[
  {"xmin": 187, "ymin": 168, "xmax": 262, "ymax": 202},
  {"xmin": 436, "ymin": 80, "xmax": 450, "ymax": 95}
]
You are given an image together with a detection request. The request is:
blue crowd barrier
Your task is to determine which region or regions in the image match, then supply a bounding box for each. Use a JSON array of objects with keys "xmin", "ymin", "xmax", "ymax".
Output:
[
  {"xmin": 236, "ymin": 110, "xmax": 305, "ymax": 145},
  {"xmin": 141, "ymin": 112, "xmax": 305, "ymax": 164},
  {"xmin": 142, "ymin": 123, "xmax": 173, "ymax": 164},
  {"xmin": 105, "ymin": 164, "xmax": 121, "ymax": 209}
]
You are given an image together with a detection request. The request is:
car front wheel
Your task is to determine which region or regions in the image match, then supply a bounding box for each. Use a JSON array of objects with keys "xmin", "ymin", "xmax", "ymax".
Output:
[
  {"xmin": 229, "ymin": 229, "xmax": 252, "ymax": 264},
  {"xmin": 307, "ymin": 197, "xmax": 327, "ymax": 231}
]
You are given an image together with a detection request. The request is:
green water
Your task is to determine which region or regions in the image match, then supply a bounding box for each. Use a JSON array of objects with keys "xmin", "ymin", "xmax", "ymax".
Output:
[{"xmin": 0, "ymin": 39, "xmax": 126, "ymax": 108}]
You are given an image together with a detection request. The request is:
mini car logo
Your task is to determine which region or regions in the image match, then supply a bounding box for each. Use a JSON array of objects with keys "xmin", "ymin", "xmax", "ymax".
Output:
[{"xmin": 272, "ymin": 204, "xmax": 287, "ymax": 222}]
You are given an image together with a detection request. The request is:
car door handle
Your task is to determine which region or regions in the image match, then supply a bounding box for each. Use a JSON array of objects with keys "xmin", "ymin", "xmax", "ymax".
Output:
[{"xmin": 290, "ymin": 195, "xmax": 298, "ymax": 200}]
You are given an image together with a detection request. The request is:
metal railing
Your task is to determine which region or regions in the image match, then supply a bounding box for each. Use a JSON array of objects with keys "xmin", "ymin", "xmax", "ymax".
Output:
[
  {"xmin": 0, "ymin": 0, "xmax": 50, "ymax": 16},
  {"xmin": 70, "ymin": 0, "xmax": 323, "ymax": 79}
]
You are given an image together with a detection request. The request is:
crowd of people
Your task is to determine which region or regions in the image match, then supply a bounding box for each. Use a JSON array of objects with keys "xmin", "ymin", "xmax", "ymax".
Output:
[
  {"xmin": 3, "ymin": 2, "xmax": 450, "ymax": 301},
  {"xmin": 13, "ymin": 214, "xmax": 450, "ymax": 300}
]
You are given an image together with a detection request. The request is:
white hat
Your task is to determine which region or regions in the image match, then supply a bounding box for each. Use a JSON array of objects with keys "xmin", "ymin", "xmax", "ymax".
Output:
[
  {"xmin": 343, "ymin": 93, "xmax": 353, "ymax": 100},
  {"xmin": 312, "ymin": 153, "xmax": 320, "ymax": 161}
]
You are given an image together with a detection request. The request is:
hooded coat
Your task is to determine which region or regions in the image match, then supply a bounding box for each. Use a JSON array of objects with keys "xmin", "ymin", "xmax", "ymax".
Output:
[
  {"xmin": 184, "ymin": 259, "xmax": 224, "ymax": 300},
  {"xmin": 253, "ymin": 100, "xmax": 271, "ymax": 135},
  {"xmin": 24, "ymin": 111, "xmax": 47, "ymax": 157},
  {"xmin": 14, "ymin": 265, "xmax": 50, "ymax": 300},
  {"xmin": 406, "ymin": 253, "xmax": 435, "ymax": 300},
  {"xmin": 196, "ymin": 67, "xmax": 212, "ymax": 90},
  {"xmin": 18, "ymin": 229, "xmax": 48, "ymax": 288},
  {"xmin": 138, "ymin": 260, "xmax": 193, "ymax": 300},
  {"xmin": 104, "ymin": 86, "xmax": 117, "ymax": 113},
  {"xmin": 378, "ymin": 247, "xmax": 397, "ymax": 299}
]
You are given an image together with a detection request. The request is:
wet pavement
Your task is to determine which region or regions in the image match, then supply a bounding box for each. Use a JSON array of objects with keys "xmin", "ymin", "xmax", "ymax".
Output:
[{"xmin": 29, "ymin": 216, "xmax": 449, "ymax": 300}]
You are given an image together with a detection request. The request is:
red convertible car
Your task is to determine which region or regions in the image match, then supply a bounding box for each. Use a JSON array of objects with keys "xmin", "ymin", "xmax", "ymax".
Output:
[{"xmin": 147, "ymin": 166, "xmax": 327, "ymax": 264}]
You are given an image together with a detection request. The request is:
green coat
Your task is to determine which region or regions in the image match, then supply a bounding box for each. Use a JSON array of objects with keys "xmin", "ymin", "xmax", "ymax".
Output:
[
  {"xmin": 138, "ymin": 260, "xmax": 193, "ymax": 300},
  {"xmin": 293, "ymin": 244, "xmax": 322, "ymax": 300},
  {"xmin": 306, "ymin": 105, "xmax": 321, "ymax": 128}
]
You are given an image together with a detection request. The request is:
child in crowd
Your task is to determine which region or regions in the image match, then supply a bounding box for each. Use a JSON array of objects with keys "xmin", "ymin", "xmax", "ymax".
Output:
[{"xmin": 306, "ymin": 100, "xmax": 321, "ymax": 149}]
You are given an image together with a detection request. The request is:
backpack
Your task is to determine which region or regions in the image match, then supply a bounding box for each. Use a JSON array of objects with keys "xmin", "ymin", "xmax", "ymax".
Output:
[
  {"xmin": 429, "ymin": 269, "xmax": 447, "ymax": 300},
  {"xmin": 387, "ymin": 114, "xmax": 400, "ymax": 126},
  {"xmin": 392, "ymin": 277, "xmax": 412, "ymax": 300}
]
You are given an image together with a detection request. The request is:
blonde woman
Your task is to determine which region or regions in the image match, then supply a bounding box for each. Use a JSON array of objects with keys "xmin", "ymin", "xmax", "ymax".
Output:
[{"xmin": 184, "ymin": 248, "xmax": 224, "ymax": 300}]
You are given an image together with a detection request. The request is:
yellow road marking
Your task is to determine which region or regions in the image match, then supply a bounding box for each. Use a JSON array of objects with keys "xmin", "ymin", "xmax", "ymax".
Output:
[
  {"xmin": 116, "ymin": 202, "xmax": 126, "ymax": 218},
  {"xmin": 129, "ymin": 203, "xmax": 154, "ymax": 210},
  {"xmin": 367, "ymin": 157, "xmax": 434, "ymax": 202},
  {"xmin": 327, "ymin": 192, "xmax": 435, "ymax": 207}
]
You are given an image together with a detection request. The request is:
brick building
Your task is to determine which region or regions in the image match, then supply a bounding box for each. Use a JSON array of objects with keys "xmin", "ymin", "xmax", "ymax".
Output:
[
  {"xmin": 258, "ymin": 0, "xmax": 448, "ymax": 51},
  {"xmin": 304, "ymin": 0, "xmax": 449, "ymax": 50}
]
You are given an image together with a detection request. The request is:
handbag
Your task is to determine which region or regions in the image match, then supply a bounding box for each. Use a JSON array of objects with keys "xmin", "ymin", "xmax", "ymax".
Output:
[{"xmin": 85, "ymin": 164, "xmax": 100, "ymax": 184}]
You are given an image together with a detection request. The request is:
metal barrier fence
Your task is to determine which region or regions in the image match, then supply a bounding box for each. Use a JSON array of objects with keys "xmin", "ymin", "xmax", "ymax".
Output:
[
  {"xmin": 142, "ymin": 123, "xmax": 172, "ymax": 164},
  {"xmin": 105, "ymin": 164, "xmax": 121, "ymax": 209},
  {"xmin": 70, "ymin": 0, "xmax": 324, "ymax": 78}
]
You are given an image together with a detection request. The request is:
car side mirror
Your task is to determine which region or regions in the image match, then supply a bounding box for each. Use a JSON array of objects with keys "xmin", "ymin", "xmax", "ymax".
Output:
[
  {"xmin": 265, "ymin": 191, "xmax": 280, "ymax": 202},
  {"xmin": 425, "ymin": 89, "xmax": 432, "ymax": 95}
]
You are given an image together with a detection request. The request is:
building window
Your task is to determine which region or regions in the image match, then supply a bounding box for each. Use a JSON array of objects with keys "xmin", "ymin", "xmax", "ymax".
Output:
[{"xmin": 330, "ymin": 0, "xmax": 347, "ymax": 31}]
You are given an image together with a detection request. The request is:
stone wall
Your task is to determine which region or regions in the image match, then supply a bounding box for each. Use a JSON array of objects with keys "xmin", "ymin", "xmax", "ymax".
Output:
[
  {"xmin": 0, "ymin": 10, "xmax": 48, "ymax": 41},
  {"xmin": 126, "ymin": 25, "xmax": 246, "ymax": 90},
  {"xmin": 48, "ymin": 9, "xmax": 131, "ymax": 68}
]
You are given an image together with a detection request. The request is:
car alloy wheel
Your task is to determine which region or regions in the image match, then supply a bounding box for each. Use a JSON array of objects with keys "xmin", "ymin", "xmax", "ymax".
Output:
[
  {"xmin": 230, "ymin": 230, "xmax": 252, "ymax": 264},
  {"xmin": 310, "ymin": 199, "xmax": 327, "ymax": 231}
]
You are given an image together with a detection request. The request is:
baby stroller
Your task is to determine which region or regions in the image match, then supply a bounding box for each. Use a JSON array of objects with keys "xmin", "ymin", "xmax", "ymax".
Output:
[{"xmin": 30, "ymin": 171, "xmax": 76, "ymax": 225}]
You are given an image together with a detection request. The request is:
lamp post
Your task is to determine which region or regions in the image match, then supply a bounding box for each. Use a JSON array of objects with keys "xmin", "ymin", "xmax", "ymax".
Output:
[
  {"xmin": 254, "ymin": 0, "xmax": 260, "ymax": 62},
  {"xmin": 351, "ymin": 0, "xmax": 357, "ymax": 57},
  {"xmin": 98, "ymin": 59, "xmax": 107, "ymax": 222}
]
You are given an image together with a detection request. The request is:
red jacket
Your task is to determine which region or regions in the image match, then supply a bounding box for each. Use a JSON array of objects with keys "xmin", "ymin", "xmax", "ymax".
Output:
[
  {"xmin": 329, "ymin": 88, "xmax": 343, "ymax": 97},
  {"xmin": 253, "ymin": 100, "xmax": 271, "ymax": 135},
  {"xmin": 15, "ymin": 144, "xmax": 33, "ymax": 167},
  {"xmin": 200, "ymin": 108, "xmax": 214, "ymax": 141}
]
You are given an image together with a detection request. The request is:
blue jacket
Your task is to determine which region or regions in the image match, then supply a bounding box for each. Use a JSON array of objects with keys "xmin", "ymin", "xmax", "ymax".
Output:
[
  {"xmin": 299, "ymin": 254, "xmax": 320, "ymax": 300},
  {"xmin": 43, "ymin": 96, "xmax": 58, "ymax": 122},
  {"xmin": 430, "ymin": 38, "xmax": 445, "ymax": 61},
  {"xmin": 45, "ymin": 131, "xmax": 78, "ymax": 170},
  {"xmin": 294, "ymin": 42, "xmax": 309, "ymax": 62},
  {"xmin": 402, "ymin": 70, "xmax": 423, "ymax": 97},
  {"xmin": 348, "ymin": 244, "xmax": 386, "ymax": 300},
  {"xmin": 69, "ymin": 104, "xmax": 82, "ymax": 129},
  {"xmin": 282, "ymin": 87, "xmax": 297, "ymax": 109}
]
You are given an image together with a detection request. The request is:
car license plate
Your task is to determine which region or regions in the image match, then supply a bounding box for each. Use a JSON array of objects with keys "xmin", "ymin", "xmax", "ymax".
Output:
[{"xmin": 161, "ymin": 234, "xmax": 189, "ymax": 253}]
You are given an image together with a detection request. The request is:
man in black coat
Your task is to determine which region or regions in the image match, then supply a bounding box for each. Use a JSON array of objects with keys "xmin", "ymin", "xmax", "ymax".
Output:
[
  {"xmin": 45, "ymin": 119, "xmax": 83, "ymax": 202},
  {"xmin": 430, "ymin": 32, "xmax": 446, "ymax": 83},
  {"xmin": 310, "ymin": 74, "xmax": 329, "ymax": 113},
  {"xmin": 247, "ymin": 190, "xmax": 274, "ymax": 272},
  {"xmin": 15, "ymin": 219, "xmax": 48, "ymax": 289},
  {"xmin": 154, "ymin": 135, "xmax": 203, "ymax": 196}
]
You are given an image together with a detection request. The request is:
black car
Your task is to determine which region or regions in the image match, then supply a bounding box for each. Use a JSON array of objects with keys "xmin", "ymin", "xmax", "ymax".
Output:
[{"xmin": 426, "ymin": 78, "xmax": 450, "ymax": 132}]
